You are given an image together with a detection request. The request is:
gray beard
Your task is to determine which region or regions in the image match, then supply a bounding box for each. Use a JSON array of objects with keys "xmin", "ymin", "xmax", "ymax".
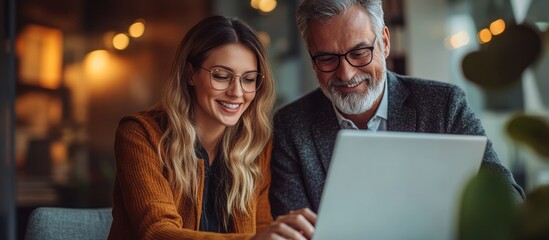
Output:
[{"xmin": 321, "ymin": 71, "xmax": 386, "ymax": 115}]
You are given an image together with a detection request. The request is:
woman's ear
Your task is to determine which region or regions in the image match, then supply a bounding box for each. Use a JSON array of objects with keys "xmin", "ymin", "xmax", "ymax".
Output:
[{"xmin": 187, "ymin": 63, "xmax": 195, "ymax": 86}]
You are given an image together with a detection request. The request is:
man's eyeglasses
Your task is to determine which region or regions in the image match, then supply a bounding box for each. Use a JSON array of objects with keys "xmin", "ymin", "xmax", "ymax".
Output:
[
  {"xmin": 310, "ymin": 36, "xmax": 377, "ymax": 73},
  {"xmin": 200, "ymin": 66, "xmax": 263, "ymax": 93}
]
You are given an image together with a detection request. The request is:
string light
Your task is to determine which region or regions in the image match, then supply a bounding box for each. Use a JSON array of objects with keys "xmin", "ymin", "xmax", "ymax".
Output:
[
  {"xmin": 112, "ymin": 33, "xmax": 129, "ymax": 50},
  {"xmin": 129, "ymin": 20, "xmax": 145, "ymax": 38},
  {"xmin": 478, "ymin": 28, "xmax": 492, "ymax": 44},
  {"xmin": 489, "ymin": 19, "xmax": 505, "ymax": 35}
]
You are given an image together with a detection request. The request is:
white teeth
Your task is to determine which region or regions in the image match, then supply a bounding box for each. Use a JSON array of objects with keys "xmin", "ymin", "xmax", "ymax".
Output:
[
  {"xmin": 346, "ymin": 81, "xmax": 361, "ymax": 88},
  {"xmin": 334, "ymin": 79, "xmax": 363, "ymax": 88},
  {"xmin": 219, "ymin": 101, "xmax": 240, "ymax": 109}
]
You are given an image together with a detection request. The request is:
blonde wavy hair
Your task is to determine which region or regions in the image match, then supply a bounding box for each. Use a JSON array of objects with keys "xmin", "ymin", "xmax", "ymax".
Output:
[{"xmin": 157, "ymin": 16, "xmax": 275, "ymax": 226}]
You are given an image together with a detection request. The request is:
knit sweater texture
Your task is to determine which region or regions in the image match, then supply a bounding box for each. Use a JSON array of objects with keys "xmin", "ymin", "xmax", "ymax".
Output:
[{"xmin": 108, "ymin": 111, "xmax": 273, "ymax": 239}]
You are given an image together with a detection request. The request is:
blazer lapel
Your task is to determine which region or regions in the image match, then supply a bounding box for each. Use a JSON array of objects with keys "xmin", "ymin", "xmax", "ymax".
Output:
[
  {"xmin": 387, "ymin": 71, "xmax": 417, "ymax": 132},
  {"xmin": 311, "ymin": 93, "xmax": 340, "ymax": 173}
]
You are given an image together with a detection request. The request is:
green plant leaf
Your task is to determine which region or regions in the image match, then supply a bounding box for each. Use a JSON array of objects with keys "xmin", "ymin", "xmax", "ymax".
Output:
[
  {"xmin": 516, "ymin": 185, "xmax": 549, "ymax": 240},
  {"xmin": 458, "ymin": 170, "xmax": 518, "ymax": 240},
  {"xmin": 462, "ymin": 24, "xmax": 541, "ymax": 90},
  {"xmin": 506, "ymin": 114, "xmax": 549, "ymax": 160}
]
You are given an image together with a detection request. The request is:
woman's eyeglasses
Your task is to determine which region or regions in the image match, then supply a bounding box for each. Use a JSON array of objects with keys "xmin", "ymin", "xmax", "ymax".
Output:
[{"xmin": 200, "ymin": 67, "xmax": 263, "ymax": 93}]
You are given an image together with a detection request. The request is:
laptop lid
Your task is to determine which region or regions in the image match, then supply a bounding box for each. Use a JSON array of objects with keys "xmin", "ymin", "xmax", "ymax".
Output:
[{"xmin": 313, "ymin": 130, "xmax": 487, "ymax": 240}]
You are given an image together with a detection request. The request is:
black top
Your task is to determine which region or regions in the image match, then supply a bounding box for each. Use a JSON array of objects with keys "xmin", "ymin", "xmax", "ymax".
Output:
[{"xmin": 196, "ymin": 144, "xmax": 226, "ymax": 233}]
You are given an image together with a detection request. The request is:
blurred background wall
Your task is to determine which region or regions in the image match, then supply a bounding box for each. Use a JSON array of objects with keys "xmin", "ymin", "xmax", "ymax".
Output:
[
  {"xmin": 2, "ymin": 0, "xmax": 548, "ymax": 239},
  {"xmin": 1, "ymin": 0, "xmax": 17, "ymax": 239}
]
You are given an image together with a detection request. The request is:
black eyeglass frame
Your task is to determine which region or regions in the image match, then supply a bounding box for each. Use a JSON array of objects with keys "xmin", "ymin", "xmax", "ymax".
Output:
[
  {"xmin": 199, "ymin": 66, "xmax": 264, "ymax": 93},
  {"xmin": 309, "ymin": 36, "xmax": 377, "ymax": 73}
]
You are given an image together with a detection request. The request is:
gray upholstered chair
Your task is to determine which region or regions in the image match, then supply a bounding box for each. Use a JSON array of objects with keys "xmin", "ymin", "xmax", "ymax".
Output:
[{"xmin": 25, "ymin": 207, "xmax": 112, "ymax": 240}]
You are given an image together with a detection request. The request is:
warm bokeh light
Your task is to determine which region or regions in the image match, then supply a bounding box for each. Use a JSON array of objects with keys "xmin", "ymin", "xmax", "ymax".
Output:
[
  {"xmin": 250, "ymin": 0, "xmax": 260, "ymax": 9},
  {"xmin": 489, "ymin": 19, "xmax": 505, "ymax": 35},
  {"xmin": 258, "ymin": 0, "xmax": 277, "ymax": 13},
  {"xmin": 84, "ymin": 50, "xmax": 110, "ymax": 78},
  {"xmin": 478, "ymin": 28, "xmax": 492, "ymax": 44},
  {"xmin": 448, "ymin": 31, "xmax": 469, "ymax": 49},
  {"xmin": 51, "ymin": 140, "xmax": 69, "ymax": 184},
  {"xmin": 50, "ymin": 141, "xmax": 67, "ymax": 166},
  {"xmin": 41, "ymin": 33, "xmax": 63, "ymax": 89},
  {"xmin": 129, "ymin": 20, "xmax": 145, "ymax": 38},
  {"xmin": 112, "ymin": 33, "xmax": 129, "ymax": 50},
  {"xmin": 83, "ymin": 50, "xmax": 128, "ymax": 89},
  {"xmin": 257, "ymin": 31, "xmax": 271, "ymax": 47},
  {"xmin": 17, "ymin": 25, "xmax": 63, "ymax": 89}
]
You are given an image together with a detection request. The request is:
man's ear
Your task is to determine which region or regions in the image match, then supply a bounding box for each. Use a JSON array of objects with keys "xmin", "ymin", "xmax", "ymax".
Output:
[{"xmin": 382, "ymin": 26, "xmax": 391, "ymax": 59}]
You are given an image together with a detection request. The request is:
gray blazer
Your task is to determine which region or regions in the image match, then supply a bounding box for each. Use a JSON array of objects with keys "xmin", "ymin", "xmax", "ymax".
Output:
[{"xmin": 269, "ymin": 71, "xmax": 525, "ymax": 217}]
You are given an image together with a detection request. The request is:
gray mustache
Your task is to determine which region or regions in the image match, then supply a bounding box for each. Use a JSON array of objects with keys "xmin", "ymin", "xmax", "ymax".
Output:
[{"xmin": 329, "ymin": 74, "xmax": 371, "ymax": 87}]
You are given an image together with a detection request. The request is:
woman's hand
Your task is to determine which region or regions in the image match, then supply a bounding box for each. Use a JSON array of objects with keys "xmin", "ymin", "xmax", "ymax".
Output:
[{"xmin": 253, "ymin": 208, "xmax": 317, "ymax": 240}]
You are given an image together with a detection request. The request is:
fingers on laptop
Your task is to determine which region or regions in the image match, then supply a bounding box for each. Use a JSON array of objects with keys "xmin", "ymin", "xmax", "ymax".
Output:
[
  {"xmin": 289, "ymin": 208, "xmax": 317, "ymax": 225},
  {"xmin": 269, "ymin": 208, "xmax": 316, "ymax": 239},
  {"xmin": 261, "ymin": 222, "xmax": 308, "ymax": 240},
  {"xmin": 254, "ymin": 208, "xmax": 316, "ymax": 240}
]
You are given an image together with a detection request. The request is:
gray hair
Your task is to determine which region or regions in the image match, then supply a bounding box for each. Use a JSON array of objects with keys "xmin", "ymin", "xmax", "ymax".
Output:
[{"xmin": 296, "ymin": 0, "xmax": 385, "ymax": 47}]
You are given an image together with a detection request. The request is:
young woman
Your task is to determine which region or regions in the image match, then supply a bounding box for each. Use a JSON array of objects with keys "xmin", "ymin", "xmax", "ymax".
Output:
[{"xmin": 108, "ymin": 16, "xmax": 315, "ymax": 240}]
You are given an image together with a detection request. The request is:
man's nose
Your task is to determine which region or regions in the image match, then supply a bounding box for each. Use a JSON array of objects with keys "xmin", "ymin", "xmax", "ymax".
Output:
[{"xmin": 334, "ymin": 57, "xmax": 357, "ymax": 81}]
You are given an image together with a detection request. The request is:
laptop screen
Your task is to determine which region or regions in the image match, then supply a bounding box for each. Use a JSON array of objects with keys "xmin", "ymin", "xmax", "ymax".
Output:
[{"xmin": 313, "ymin": 130, "xmax": 487, "ymax": 240}]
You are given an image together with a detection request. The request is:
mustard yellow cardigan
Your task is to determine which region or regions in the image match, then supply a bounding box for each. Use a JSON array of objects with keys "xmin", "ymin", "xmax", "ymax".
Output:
[{"xmin": 108, "ymin": 111, "xmax": 273, "ymax": 239}]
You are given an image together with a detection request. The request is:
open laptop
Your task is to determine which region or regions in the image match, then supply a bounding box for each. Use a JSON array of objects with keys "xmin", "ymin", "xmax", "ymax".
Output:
[{"xmin": 313, "ymin": 130, "xmax": 487, "ymax": 240}]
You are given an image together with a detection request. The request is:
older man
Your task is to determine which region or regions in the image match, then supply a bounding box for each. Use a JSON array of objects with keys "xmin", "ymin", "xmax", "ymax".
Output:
[{"xmin": 269, "ymin": 0, "xmax": 524, "ymax": 218}]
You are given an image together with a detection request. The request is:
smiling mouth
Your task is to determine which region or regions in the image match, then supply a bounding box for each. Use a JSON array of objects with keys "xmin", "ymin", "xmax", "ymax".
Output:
[
  {"xmin": 345, "ymin": 80, "xmax": 363, "ymax": 88},
  {"xmin": 333, "ymin": 79, "xmax": 364, "ymax": 89},
  {"xmin": 217, "ymin": 100, "xmax": 241, "ymax": 110}
]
